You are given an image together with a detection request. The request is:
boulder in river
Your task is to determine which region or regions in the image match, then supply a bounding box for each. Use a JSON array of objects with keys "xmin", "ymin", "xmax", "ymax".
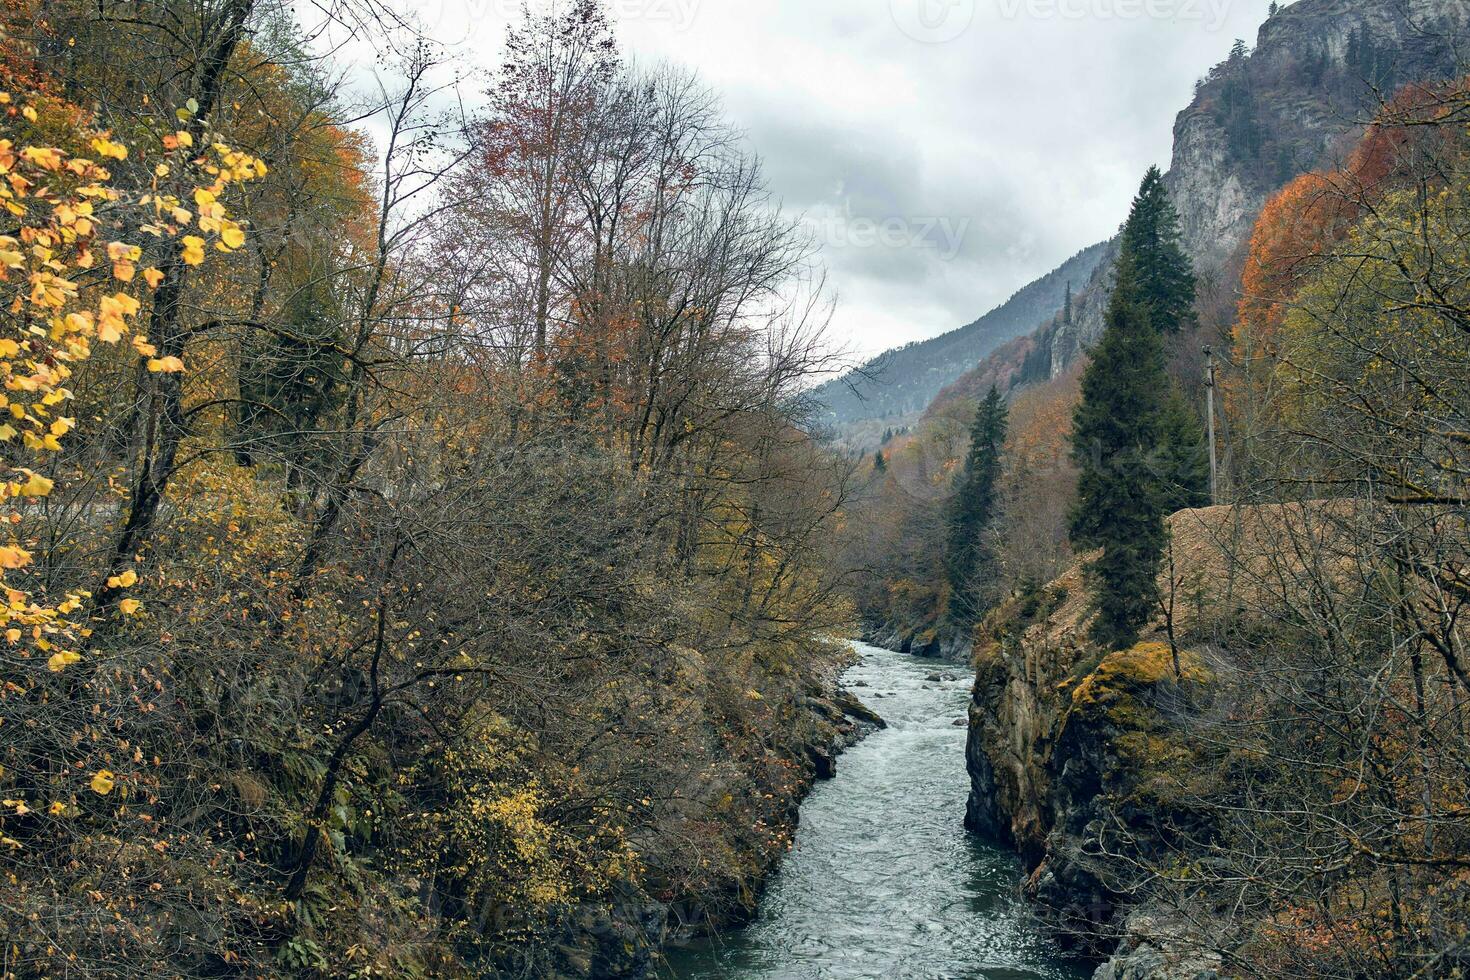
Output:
[
  {"xmin": 807, "ymin": 744, "xmax": 837, "ymax": 780},
  {"xmin": 834, "ymin": 689, "xmax": 887, "ymax": 730}
]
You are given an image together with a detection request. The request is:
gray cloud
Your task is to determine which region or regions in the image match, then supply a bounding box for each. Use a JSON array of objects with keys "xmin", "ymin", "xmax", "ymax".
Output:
[{"xmin": 395, "ymin": 0, "xmax": 1275, "ymax": 359}]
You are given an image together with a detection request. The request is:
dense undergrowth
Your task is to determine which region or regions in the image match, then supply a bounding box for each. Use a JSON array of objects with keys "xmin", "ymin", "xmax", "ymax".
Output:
[{"xmin": 0, "ymin": 2, "xmax": 864, "ymax": 975}]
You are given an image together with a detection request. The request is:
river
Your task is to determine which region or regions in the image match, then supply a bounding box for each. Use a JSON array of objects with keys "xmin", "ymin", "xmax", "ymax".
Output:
[{"xmin": 662, "ymin": 642, "xmax": 1088, "ymax": 980}]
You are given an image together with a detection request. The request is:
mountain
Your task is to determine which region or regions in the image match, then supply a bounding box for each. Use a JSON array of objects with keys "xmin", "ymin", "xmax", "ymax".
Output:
[
  {"xmin": 924, "ymin": 0, "xmax": 1470, "ymax": 416},
  {"xmin": 810, "ymin": 241, "xmax": 1107, "ymax": 434}
]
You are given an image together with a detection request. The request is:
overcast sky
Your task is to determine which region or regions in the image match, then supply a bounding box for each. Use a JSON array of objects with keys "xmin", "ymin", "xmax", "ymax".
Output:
[{"xmin": 393, "ymin": 0, "xmax": 1274, "ymax": 361}]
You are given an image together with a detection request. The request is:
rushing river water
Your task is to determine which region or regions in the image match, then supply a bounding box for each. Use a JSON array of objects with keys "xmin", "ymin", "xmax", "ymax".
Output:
[{"xmin": 662, "ymin": 643, "xmax": 1088, "ymax": 980}]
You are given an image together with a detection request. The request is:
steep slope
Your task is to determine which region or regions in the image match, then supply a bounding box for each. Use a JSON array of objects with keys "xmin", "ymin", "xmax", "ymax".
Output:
[
  {"xmin": 811, "ymin": 241, "xmax": 1107, "ymax": 435},
  {"xmin": 928, "ymin": 0, "xmax": 1470, "ymax": 415},
  {"xmin": 965, "ymin": 504, "xmax": 1355, "ymax": 968}
]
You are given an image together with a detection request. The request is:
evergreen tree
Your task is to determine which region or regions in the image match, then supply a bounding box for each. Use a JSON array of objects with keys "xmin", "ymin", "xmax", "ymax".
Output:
[
  {"xmin": 873, "ymin": 451, "xmax": 887, "ymax": 474},
  {"xmin": 1069, "ymin": 168, "xmax": 1208, "ymax": 649},
  {"xmin": 1063, "ymin": 280, "xmax": 1074, "ymax": 326},
  {"xmin": 1304, "ymin": 46, "xmax": 1329, "ymax": 87},
  {"xmin": 1157, "ymin": 387, "xmax": 1213, "ymax": 513},
  {"xmin": 946, "ymin": 386, "xmax": 1008, "ymax": 625},
  {"xmin": 1346, "ymin": 30, "xmax": 1361, "ymax": 73},
  {"xmin": 1071, "ymin": 256, "xmax": 1170, "ymax": 650},
  {"xmin": 1120, "ymin": 166, "xmax": 1197, "ymax": 333}
]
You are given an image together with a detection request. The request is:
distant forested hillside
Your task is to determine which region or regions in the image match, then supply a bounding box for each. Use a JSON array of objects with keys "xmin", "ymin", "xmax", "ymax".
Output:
[{"xmin": 810, "ymin": 241, "xmax": 1107, "ymax": 433}]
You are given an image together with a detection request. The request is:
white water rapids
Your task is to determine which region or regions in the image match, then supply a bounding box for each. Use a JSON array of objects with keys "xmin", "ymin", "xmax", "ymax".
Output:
[{"xmin": 662, "ymin": 642, "xmax": 1088, "ymax": 980}]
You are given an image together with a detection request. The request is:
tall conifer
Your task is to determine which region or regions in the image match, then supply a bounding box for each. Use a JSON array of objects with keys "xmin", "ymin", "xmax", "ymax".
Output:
[
  {"xmin": 1120, "ymin": 166, "xmax": 1197, "ymax": 333},
  {"xmin": 1071, "ymin": 167, "xmax": 1201, "ymax": 649},
  {"xmin": 946, "ymin": 386, "xmax": 1008, "ymax": 625},
  {"xmin": 1071, "ymin": 257, "xmax": 1170, "ymax": 648}
]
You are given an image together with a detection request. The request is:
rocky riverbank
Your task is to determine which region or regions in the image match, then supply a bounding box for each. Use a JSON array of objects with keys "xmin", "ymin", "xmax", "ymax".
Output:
[
  {"xmin": 551, "ymin": 661, "xmax": 887, "ymax": 978},
  {"xmin": 964, "ymin": 513, "xmax": 1232, "ymax": 979}
]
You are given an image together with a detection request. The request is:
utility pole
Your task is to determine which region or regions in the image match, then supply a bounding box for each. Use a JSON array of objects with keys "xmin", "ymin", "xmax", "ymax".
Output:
[{"xmin": 1203, "ymin": 345, "xmax": 1219, "ymax": 505}]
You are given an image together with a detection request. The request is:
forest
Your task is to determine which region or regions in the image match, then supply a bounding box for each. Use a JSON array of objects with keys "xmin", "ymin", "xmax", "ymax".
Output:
[
  {"xmin": 1, "ymin": 0, "xmax": 1468, "ymax": 977},
  {"xmin": 0, "ymin": 0, "xmax": 870, "ymax": 975}
]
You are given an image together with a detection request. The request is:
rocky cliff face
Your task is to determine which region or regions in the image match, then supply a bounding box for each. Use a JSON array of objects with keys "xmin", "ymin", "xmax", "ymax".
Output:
[
  {"xmin": 1170, "ymin": 0, "xmax": 1470, "ymax": 272},
  {"xmin": 967, "ymin": 616, "xmax": 1223, "ymax": 977},
  {"xmin": 965, "ymin": 503, "xmax": 1361, "ymax": 977},
  {"xmin": 947, "ymin": 0, "xmax": 1470, "ymax": 391},
  {"xmin": 964, "ymin": 508, "xmax": 1281, "ymax": 976}
]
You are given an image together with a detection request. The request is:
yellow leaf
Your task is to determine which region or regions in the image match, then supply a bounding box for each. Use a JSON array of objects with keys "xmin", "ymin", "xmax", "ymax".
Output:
[
  {"xmin": 46, "ymin": 651, "xmax": 81, "ymax": 672},
  {"xmin": 148, "ymin": 356, "xmax": 184, "ymax": 373},
  {"xmin": 219, "ymin": 222, "xmax": 246, "ymax": 251},
  {"xmin": 89, "ymin": 771, "xmax": 115, "ymax": 796},
  {"xmin": 0, "ymin": 546, "xmax": 30, "ymax": 570},
  {"xmin": 107, "ymin": 242, "xmax": 142, "ymax": 263},
  {"xmin": 180, "ymin": 236, "xmax": 204, "ymax": 266},
  {"xmin": 119, "ymin": 599, "xmax": 142, "ymax": 616},
  {"xmin": 107, "ymin": 569, "xmax": 138, "ymax": 589},
  {"xmin": 142, "ymin": 267, "xmax": 164, "ymax": 288},
  {"xmin": 89, "ymin": 137, "xmax": 128, "ymax": 161},
  {"xmin": 19, "ymin": 473, "xmax": 52, "ymax": 497},
  {"xmin": 20, "ymin": 147, "xmax": 62, "ymax": 171}
]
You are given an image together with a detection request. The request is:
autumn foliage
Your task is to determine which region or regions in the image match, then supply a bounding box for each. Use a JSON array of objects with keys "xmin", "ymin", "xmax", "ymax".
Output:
[
  {"xmin": 1231, "ymin": 79, "xmax": 1470, "ymax": 429},
  {"xmin": 0, "ymin": 4, "xmax": 861, "ymax": 976}
]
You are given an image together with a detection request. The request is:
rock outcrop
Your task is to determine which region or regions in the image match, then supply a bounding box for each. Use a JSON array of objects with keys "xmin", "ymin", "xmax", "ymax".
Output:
[
  {"xmin": 929, "ymin": 0, "xmax": 1470, "ymax": 412},
  {"xmin": 965, "ymin": 508, "xmax": 1281, "ymax": 971},
  {"xmin": 862, "ymin": 620, "xmax": 973, "ymax": 663},
  {"xmin": 965, "ymin": 504, "xmax": 1357, "ymax": 973},
  {"xmin": 1093, "ymin": 912, "xmax": 1223, "ymax": 980}
]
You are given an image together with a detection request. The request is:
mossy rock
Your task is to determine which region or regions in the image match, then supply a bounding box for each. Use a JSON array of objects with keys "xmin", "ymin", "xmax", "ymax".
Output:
[
  {"xmin": 1060, "ymin": 642, "xmax": 1218, "ymax": 816},
  {"xmin": 1069, "ymin": 642, "xmax": 1211, "ymax": 728}
]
